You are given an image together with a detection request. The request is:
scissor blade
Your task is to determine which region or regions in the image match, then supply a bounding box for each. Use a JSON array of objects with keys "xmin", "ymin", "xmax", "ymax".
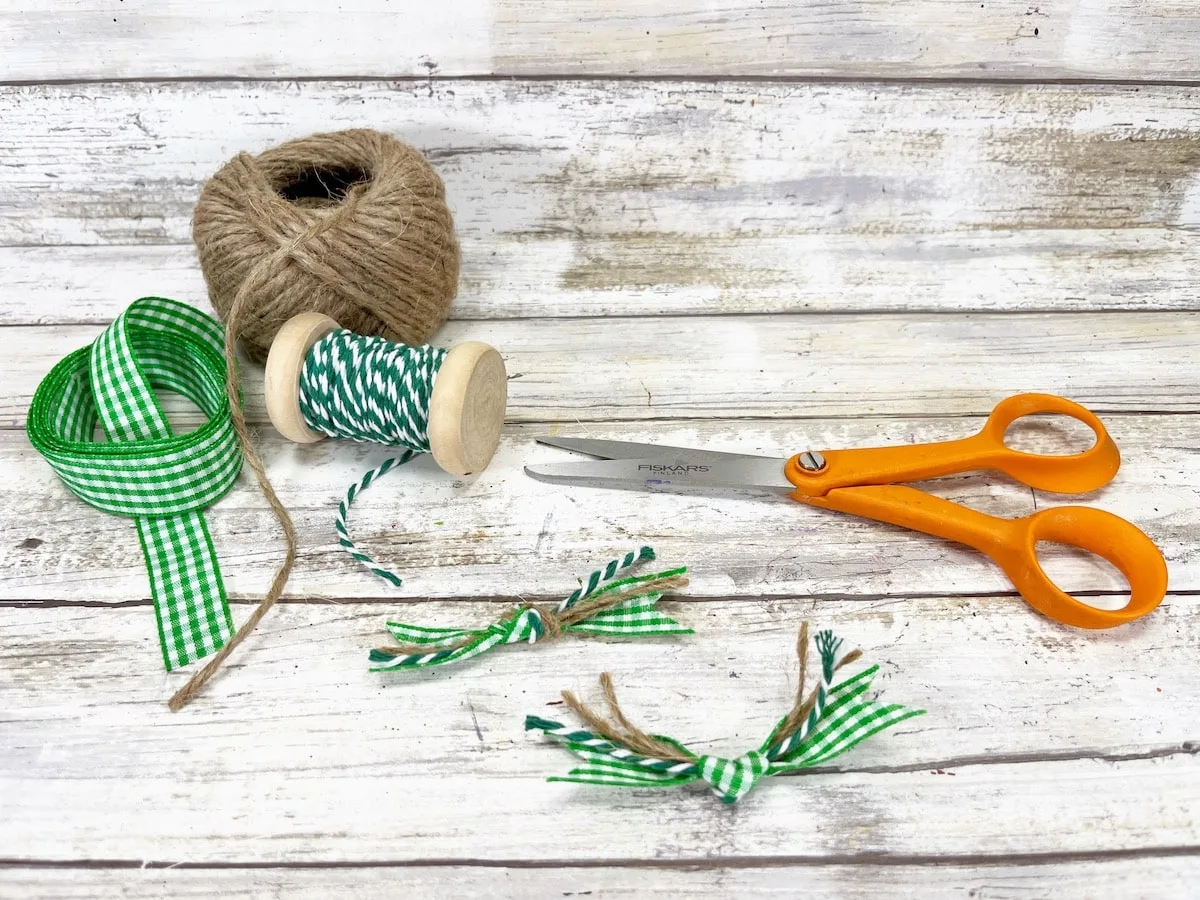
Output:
[
  {"xmin": 524, "ymin": 456, "xmax": 794, "ymax": 495},
  {"xmin": 534, "ymin": 435, "xmax": 770, "ymax": 463}
]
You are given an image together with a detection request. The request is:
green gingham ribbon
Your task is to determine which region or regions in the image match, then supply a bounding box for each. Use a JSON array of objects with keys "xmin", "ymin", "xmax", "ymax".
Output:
[
  {"xmin": 370, "ymin": 547, "xmax": 691, "ymax": 671},
  {"xmin": 27, "ymin": 297, "xmax": 241, "ymax": 670},
  {"xmin": 526, "ymin": 629, "xmax": 925, "ymax": 804}
]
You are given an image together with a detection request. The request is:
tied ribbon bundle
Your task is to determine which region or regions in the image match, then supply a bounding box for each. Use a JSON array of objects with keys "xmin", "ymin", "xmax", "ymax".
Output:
[
  {"xmin": 370, "ymin": 547, "xmax": 690, "ymax": 671},
  {"xmin": 27, "ymin": 297, "xmax": 242, "ymax": 671},
  {"xmin": 526, "ymin": 624, "xmax": 925, "ymax": 804}
]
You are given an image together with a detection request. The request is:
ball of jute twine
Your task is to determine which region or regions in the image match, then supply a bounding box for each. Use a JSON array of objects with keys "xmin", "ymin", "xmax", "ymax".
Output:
[
  {"xmin": 193, "ymin": 128, "xmax": 459, "ymax": 363},
  {"xmin": 171, "ymin": 129, "xmax": 459, "ymax": 710}
]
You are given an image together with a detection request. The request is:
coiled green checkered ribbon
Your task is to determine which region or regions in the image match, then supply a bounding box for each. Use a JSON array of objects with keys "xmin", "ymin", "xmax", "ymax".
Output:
[
  {"xmin": 297, "ymin": 328, "xmax": 444, "ymax": 586},
  {"xmin": 527, "ymin": 627, "xmax": 924, "ymax": 804},
  {"xmin": 27, "ymin": 297, "xmax": 242, "ymax": 670},
  {"xmin": 370, "ymin": 547, "xmax": 691, "ymax": 671}
]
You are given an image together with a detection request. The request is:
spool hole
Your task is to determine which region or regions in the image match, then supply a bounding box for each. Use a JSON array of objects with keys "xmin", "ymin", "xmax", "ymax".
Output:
[
  {"xmin": 1035, "ymin": 539, "xmax": 1129, "ymax": 610},
  {"xmin": 1003, "ymin": 413, "xmax": 1097, "ymax": 456},
  {"xmin": 277, "ymin": 165, "xmax": 372, "ymax": 205}
]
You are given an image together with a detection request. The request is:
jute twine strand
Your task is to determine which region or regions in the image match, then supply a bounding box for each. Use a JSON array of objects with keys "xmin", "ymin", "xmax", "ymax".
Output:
[
  {"xmin": 169, "ymin": 276, "xmax": 298, "ymax": 711},
  {"xmin": 174, "ymin": 130, "xmax": 460, "ymax": 709},
  {"xmin": 773, "ymin": 621, "xmax": 862, "ymax": 741},
  {"xmin": 560, "ymin": 621, "xmax": 863, "ymax": 765}
]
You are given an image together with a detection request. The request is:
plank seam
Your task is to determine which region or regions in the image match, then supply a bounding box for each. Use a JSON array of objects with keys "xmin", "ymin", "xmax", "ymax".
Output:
[
  {"xmin": 5, "ymin": 305, "xmax": 1200, "ymax": 323},
  {"xmin": 5, "ymin": 74, "xmax": 1200, "ymax": 88},
  {"xmin": 3, "ymin": 409, "xmax": 1198, "ymax": 434},
  {"xmin": 2, "ymin": 845, "xmax": 1199, "ymax": 869},
  {"xmin": 2, "ymin": 590, "xmax": 1196, "ymax": 609}
]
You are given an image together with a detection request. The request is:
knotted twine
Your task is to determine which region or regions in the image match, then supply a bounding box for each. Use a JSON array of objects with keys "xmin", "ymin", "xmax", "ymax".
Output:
[
  {"xmin": 370, "ymin": 547, "xmax": 691, "ymax": 671},
  {"xmin": 527, "ymin": 623, "xmax": 926, "ymax": 804},
  {"xmin": 165, "ymin": 130, "xmax": 461, "ymax": 709},
  {"xmin": 27, "ymin": 297, "xmax": 242, "ymax": 672}
]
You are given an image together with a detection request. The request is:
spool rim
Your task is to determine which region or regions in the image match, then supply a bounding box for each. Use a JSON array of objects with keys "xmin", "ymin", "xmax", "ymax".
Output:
[
  {"xmin": 263, "ymin": 312, "xmax": 341, "ymax": 443},
  {"xmin": 428, "ymin": 342, "xmax": 508, "ymax": 476}
]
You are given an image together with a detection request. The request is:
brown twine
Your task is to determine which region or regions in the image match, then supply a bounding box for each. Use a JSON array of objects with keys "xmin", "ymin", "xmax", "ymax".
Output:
[
  {"xmin": 375, "ymin": 574, "xmax": 690, "ymax": 658},
  {"xmin": 773, "ymin": 623, "xmax": 862, "ymax": 741},
  {"xmin": 564, "ymin": 673, "xmax": 695, "ymax": 763},
  {"xmin": 559, "ymin": 622, "xmax": 862, "ymax": 761},
  {"xmin": 171, "ymin": 130, "xmax": 460, "ymax": 710},
  {"xmin": 193, "ymin": 128, "xmax": 459, "ymax": 363},
  {"xmin": 168, "ymin": 274, "xmax": 298, "ymax": 711}
]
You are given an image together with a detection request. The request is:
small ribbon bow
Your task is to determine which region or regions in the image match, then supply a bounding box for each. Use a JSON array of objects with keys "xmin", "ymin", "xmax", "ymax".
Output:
[
  {"xmin": 697, "ymin": 751, "xmax": 772, "ymax": 805},
  {"xmin": 527, "ymin": 626, "xmax": 925, "ymax": 804},
  {"xmin": 369, "ymin": 548, "xmax": 691, "ymax": 672}
]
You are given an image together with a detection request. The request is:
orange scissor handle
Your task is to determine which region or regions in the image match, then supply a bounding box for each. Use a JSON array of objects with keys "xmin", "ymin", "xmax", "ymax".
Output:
[
  {"xmin": 802, "ymin": 484, "xmax": 1167, "ymax": 629},
  {"xmin": 786, "ymin": 394, "xmax": 1121, "ymax": 498},
  {"xmin": 998, "ymin": 504, "xmax": 1168, "ymax": 628}
]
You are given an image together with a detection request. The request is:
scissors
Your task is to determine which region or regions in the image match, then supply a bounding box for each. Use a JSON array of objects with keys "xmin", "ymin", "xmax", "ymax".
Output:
[{"xmin": 525, "ymin": 394, "xmax": 1167, "ymax": 629}]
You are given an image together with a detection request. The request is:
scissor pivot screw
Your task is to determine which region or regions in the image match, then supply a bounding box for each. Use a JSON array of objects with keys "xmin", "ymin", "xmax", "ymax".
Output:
[{"xmin": 798, "ymin": 451, "xmax": 826, "ymax": 472}]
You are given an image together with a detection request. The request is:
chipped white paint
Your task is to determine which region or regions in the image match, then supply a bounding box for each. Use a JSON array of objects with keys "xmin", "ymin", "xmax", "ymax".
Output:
[
  {"xmin": 4, "ymin": 412, "xmax": 1194, "ymax": 602},
  {"xmin": 3, "ymin": 82, "xmax": 1200, "ymax": 248},
  {"xmin": 3, "ymin": 0, "xmax": 1200, "ymax": 81},
  {"xmin": 0, "ymin": 0, "xmax": 496, "ymax": 80},
  {"xmin": 1179, "ymin": 173, "xmax": 1200, "ymax": 229},
  {"xmin": 6, "ymin": 230, "xmax": 1200, "ymax": 325},
  {"xmin": 3, "ymin": 860, "xmax": 1197, "ymax": 899},
  {"xmin": 8, "ymin": 313, "xmax": 1199, "ymax": 427},
  {"xmin": 1, "ymin": 599, "xmax": 1198, "ymax": 862}
]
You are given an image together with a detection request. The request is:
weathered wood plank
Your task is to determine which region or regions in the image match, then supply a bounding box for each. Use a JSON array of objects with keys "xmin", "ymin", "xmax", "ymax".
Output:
[
  {"xmin": 3, "ymin": 1, "xmax": 1200, "ymax": 82},
  {"xmin": 1, "ymin": 598, "xmax": 1197, "ymax": 862},
  {"xmin": 493, "ymin": 1, "xmax": 1200, "ymax": 82},
  {"xmin": 2, "ymin": 858, "xmax": 1197, "ymax": 898},
  {"xmin": 5, "ymin": 227, "xmax": 1200, "ymax": 324},
  {"xmin": 2, "ymin": 81, "xmax": 1198, "ymax": 255},
  {"xmin": 8, "ymin": 313, "xmax": 1197, "ymax": 428},
  {"xmin": 1, "ymin": 412, "xmax": 1192, "ymax": 601}
]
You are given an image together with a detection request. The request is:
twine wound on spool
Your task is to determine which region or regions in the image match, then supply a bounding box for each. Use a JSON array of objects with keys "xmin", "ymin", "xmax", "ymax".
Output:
[
  {"xmin": 267, "ymin": 311, "xmax": 507, "ymax": 586},
  {"xmin": 174, "ymin": 129, "xmax": 474, "ymax": 710}
]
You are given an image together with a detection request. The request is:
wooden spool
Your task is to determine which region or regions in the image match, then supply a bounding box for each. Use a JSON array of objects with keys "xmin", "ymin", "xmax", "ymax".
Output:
[{"xmin": 264, "ymin": 312, "xmax": 508, "ymax": 476}]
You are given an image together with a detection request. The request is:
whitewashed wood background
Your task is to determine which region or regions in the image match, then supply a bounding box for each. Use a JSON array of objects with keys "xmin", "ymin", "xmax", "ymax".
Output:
[{"xmin": 2, "ymin": 2, "xmax": 1199, "ymax": 897}]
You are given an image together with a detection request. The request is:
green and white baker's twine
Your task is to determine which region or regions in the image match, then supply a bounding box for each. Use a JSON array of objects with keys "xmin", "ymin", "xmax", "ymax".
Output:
[
  {"xmin": 293, "ymin": 336, "xmax": 694, "ymax": 673},
  {"xmin": 297, "ymin": 328, "xmax": 445, "ymax": 586},
  {"xmin": 27, "ymin": 297, "xmax": 241, "ymax": 670},
  {"xmin": 371, "ymin": 547, "xmax": 691, "ymax": 671},
  {"xmin": 527, "ymin": 626, "xmax": 925, "ymax": 804}
]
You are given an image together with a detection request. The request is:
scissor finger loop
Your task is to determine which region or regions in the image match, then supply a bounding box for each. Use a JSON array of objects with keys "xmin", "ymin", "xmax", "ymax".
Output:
[
  {"xmin": 527, "ymin": 393, "xmax": 1168, "ymax": 629},
  {"xmin": 977, "ymin": 393, "xmax": 1121, "ymax": 494}
]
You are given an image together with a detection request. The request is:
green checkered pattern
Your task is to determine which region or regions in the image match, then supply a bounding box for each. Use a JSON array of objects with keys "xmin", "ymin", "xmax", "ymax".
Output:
[
  {"xmin": 27, "ymin": 297, "xmax": 241, "ymax": 670},
  {"xmin": 527, "ymin": 629, "xmax": 925, "ymax": 804},
  {"xmin": 369, "ymin": 547, "xmax": 691, "ymax": 671}
]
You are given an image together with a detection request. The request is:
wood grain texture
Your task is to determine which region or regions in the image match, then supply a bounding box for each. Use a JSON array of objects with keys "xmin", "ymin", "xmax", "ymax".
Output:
[
  {"xmin": 1, "ymin": 414, "xmax": 1193, "ymax": 602},
  {"xmin": 7, "ymin": 312, "xmax": 1198, "ymax": 430},
  {"xmin": 5, "ymin": 6, "xmax": 1200, "ymax": 888},
  {"xmin": 5, "ymin": 228, "xmax": 1200, "ymax": 324},
  {"xmin": 2, "ymin": 599, "xmax": 1197, "ymax": 863},
  {"xmin": 2, "ymin": 1, "xmax": 1200, "ymax": 82},
  {"xmin": 2, "ymin": 81, "xmax": 1198, "ymax": 254},
  {"xmin": 2, "ymin": 858, "xmax": 1198, "ymax": 899}
]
